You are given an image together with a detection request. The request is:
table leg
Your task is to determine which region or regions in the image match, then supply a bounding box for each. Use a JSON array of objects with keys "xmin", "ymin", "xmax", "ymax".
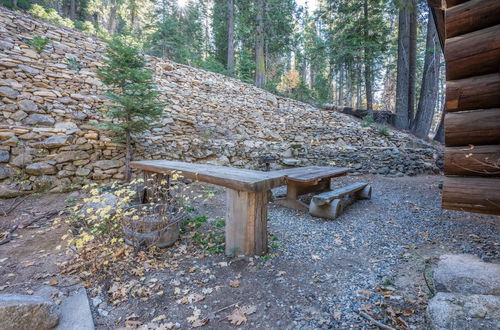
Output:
[
  {"xmin": 225, "ymin": 189, "xmax": 268, "ymax": 256},
  {"xmin": 276, "ymin": 178, "xmax": 331, "ymax": 212}
]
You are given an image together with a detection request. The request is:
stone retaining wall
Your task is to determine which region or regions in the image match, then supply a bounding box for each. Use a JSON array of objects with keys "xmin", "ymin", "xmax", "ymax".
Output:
[{"xmin": 0, "ymin": 8, "xmax": 442, "ymax": 197}]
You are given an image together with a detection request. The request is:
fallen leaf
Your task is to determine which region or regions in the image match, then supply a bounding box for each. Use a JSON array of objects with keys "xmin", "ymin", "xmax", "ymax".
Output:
[
  {"xmin": 114, "ymin": 249, "xmax": 125, "ymax": 259},
  {"xmin": 218, "ymin": 262, "xmax": 228, "ymax": 267},
  {"xmin": 124, "ymin": 320, "xmax": 142, "ymax": 327},
  {"xmin": 229, "ymin": 280, "xmax": 240, "ymax": 288},
  {"xmin": 227, "ymin": 309, "xmax": 246, "ymax": 325},
  {"xmin": 21, "ymin": 261, "xmax": 35, "ymax": 268},
  {"xmin": 152, "ymin": 314, "xmax": 166, "ymax": 323},
  {"xmin": 359, "ymin": 290, "xmax": 372, "ymax": 295},
  {"xmin": 48, "ymin": 279, "xmax": 58, "ymax": 286},
  {"xmin": 187, "ymin": 308, "xmax": 202, "ymax": 323},
  {"xmin": 192, "ymin": 318, "xmax": 208, "ymax": 327},
  {"xmin": 240, "ymin": 305, "xmax": 257, "ymax": 315},
  {"xmin": 191, "ymin": 293, "xmax": 205, "ymax": 303}
]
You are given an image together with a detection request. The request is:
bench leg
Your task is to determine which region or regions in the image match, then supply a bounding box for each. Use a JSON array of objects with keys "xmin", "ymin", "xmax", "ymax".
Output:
[
  {"xmin": 309, "ymin": 198, "xmax": 342, "ymax": 219},
  {"xmin": 356, "ymin": 185, "xmax": 372, "ymax": 200},
  {"xmin": 225, "ymin": 189, "xmax": 268, "ymax": 256}
]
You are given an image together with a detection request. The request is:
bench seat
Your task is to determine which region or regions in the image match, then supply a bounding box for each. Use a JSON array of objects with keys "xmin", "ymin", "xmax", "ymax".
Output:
[{"xmin": 309, "ymin": 182, "xmax": 372, "ymax": 219}]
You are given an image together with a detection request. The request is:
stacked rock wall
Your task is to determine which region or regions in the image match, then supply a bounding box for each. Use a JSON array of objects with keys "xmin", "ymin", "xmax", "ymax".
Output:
[{"xmin": 0, "ymin": 8, "xmax": 442, "ymax": 197}]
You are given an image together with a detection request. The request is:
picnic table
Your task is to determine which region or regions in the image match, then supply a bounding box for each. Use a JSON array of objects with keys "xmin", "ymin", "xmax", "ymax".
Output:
[
  {"xmin": 130, "ymin": 160, "xmax": 350, "ymax": 256},
  {"xmin": 274, "ymin": 166, "xmax": 350, "ymax": 212}
]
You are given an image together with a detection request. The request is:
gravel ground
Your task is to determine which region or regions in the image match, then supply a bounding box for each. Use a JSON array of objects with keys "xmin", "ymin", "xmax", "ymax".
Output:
[
  {"xmin": 1, "ymin": 174, "xmax": 498, "ymax": 329},
  {"xmin": 262, "ymin": 174, "xmax": 499, "ymax": 328},
  {"xmin": 89, "ymin": 174, "xmax": 498, "ymax": 329}
]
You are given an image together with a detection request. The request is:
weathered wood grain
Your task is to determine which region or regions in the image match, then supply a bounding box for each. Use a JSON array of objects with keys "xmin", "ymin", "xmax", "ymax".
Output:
[
  {"xmin": 445, "ymin": 24, "xmax": 500, "ymax": 80},
  {"xmin": 442, "ymin": 176, "xmax": 500, "ymax": 214},
  {"xmin": 445, "ymin": 108, "xmax": 500, "ymax": 146},
  {"xmin": 275, "ymin": 166, "xmax": 350, "ymax": 183},
  {"xmin": 130, "ymin": 160, "xmax": 286, "ymax": 192},
  {"xmin": 446, "ymin": 0, "xmax": 500, "ymax": 38},
  {"xmin": 225, "ymin": 189, "xmax": 268, "ymax": 256},
  {"xmin": 445, "ymin": 145, "xmax": 500, "ymax": 176},
  {"xmin": 312, "ymin": 182, "xmax": 368, "ymax": 206},
  {"xmin": 446, "ymin": 73, "xmax": 500, "ymax": 112}
]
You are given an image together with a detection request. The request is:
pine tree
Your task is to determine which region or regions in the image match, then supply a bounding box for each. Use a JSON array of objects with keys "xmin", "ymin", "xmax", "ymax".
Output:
[{"xmin": 97, "ymin": 37, "xmax": 164, "ymax": 181}]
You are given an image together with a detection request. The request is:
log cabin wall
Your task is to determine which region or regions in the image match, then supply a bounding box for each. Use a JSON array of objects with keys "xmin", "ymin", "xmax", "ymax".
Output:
[{"xmin": 428, "ymin": 0, "xmax": 500, "ymax": 215}]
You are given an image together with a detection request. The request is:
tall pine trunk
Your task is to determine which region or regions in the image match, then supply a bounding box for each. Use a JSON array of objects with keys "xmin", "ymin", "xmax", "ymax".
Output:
[
  {"xmin": 108, "ymin": 0, "xmax": 118, "ymax": 34},
  {"xmin": 227, "ymin": 0, "xmax": 235, "ymax": 75},
  {"xmin": 363, "ymin": 0, "xmax": 373, "ymax": 111},
  {"xmin": 434, "ymin": 104, "xmax": 445, "ymax": 143},
  {"xmin": 338, "ymin": 64, "xmax": 344, "ymax": 106},
  {"xmin": 346, "ymin": 62, "xmax": 352, "ymax": 107},
  {"xmin": 69, "ymin": 0, "xmax": 76, "ymax": 20},
  {"xmin": 412, "ymin": 11, "xmax": 440, "ymax": 139},
  {"xmin": 408, "ymin": 1, "xmax": 417, "ymax": 127},
  {"xmin": 254, "ymin": 0, "xmax": 266, "ymax": 88},
  {"xmin": 395, "ymin": 0, "xmax": 415, "ymax": 129},
  {"xmin": 356, "ymin": 63, "xmax": 362, "ymax": 109},
  {"xmin": 125, "ymin": 131, "xmax": 132, "ymax": 182}
]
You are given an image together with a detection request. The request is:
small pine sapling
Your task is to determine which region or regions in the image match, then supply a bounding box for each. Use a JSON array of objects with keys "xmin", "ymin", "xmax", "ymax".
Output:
[{"xmin": 97, "ymin": 37, "xmax": 164, "ymax": 181}]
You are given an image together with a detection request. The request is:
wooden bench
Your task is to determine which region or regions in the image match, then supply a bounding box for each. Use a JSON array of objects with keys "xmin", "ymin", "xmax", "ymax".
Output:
[{"xmin": 309, "ymin": 182, "xmax": 372, "ymax": 219}]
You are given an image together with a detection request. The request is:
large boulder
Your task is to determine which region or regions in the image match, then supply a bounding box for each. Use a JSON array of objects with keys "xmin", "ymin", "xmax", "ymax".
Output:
[
  {"xmin": 434, "ymin": 254, "xmax": 500, "ymax": 295},
  {"xmin": 427, "ymin": 292, "xmax": 500, "ymax": 330},
  {"xmin": 0, "ymin": 294, "xmax": 60, "ymax": 330}
]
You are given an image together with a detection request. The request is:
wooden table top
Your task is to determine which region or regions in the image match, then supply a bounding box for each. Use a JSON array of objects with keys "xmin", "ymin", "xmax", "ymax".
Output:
[
  {"xmin": 131, "ymin": 160, "xmax": 351, "ymax": 191},
  {"xmin": 274, "ymin": 166, "xmax": 350, "ymax": 182},
  {"xmin": 130, "ymin": 160, "xmax": 287, "ymax": 192}
]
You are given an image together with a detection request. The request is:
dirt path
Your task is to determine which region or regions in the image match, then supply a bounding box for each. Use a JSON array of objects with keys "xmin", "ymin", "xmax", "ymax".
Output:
[{"xmin": 0, "ymin": 175, "xmax": 498, "ymax": 329}]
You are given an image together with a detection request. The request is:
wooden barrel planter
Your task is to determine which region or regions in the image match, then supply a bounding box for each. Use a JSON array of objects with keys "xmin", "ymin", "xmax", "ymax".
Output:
[{"xmin": 122, "ymin": 204, "xmax": 182, "ymax": 248}]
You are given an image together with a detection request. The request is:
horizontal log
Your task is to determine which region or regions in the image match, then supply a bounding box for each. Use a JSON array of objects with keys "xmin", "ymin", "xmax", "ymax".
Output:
[
  {"xmin": 446, "ymin": 0, "xmax": 500, "ymax": 38},
  {"xmin": 446, "ymin": 73, "xmax": 500, "ymax": 112},
  {"xmin": 445, "ymin": 108, "xmax": 500, "ymax": 146},
  {"xmin": 442, "ymin": 176, "xmax": 500, "ymax": 215},
  {"xmin": 445, "ymin": 145, "xmax": 500, "ymax": 176},
  {"xmin": 445, "ymin": 24, "xmax": 500, "ymax": 80},
  {"xmin": 446, "ymin": 0, "xmax": 470, "ymax": 8}
]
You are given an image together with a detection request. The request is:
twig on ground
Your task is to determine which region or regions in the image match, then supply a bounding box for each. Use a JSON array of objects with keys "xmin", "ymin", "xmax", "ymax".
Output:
[
  {"xmin": 5, "ymin": 196, "xmax": 28, "ymax": 216},
  {"xmin": 0, "ymin": 210, "xmax": 61, "ymax": 246},
  {"xmin": 359, "ymin": 311, "xmax": 396, "ymax": 330},
  {"xmin": 423, "ymin": 259, "xmax": 436, "ymax": 297},
  {"xmin": 214, "ymin": 302, "xmax": 240, "ymax": 315}
]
